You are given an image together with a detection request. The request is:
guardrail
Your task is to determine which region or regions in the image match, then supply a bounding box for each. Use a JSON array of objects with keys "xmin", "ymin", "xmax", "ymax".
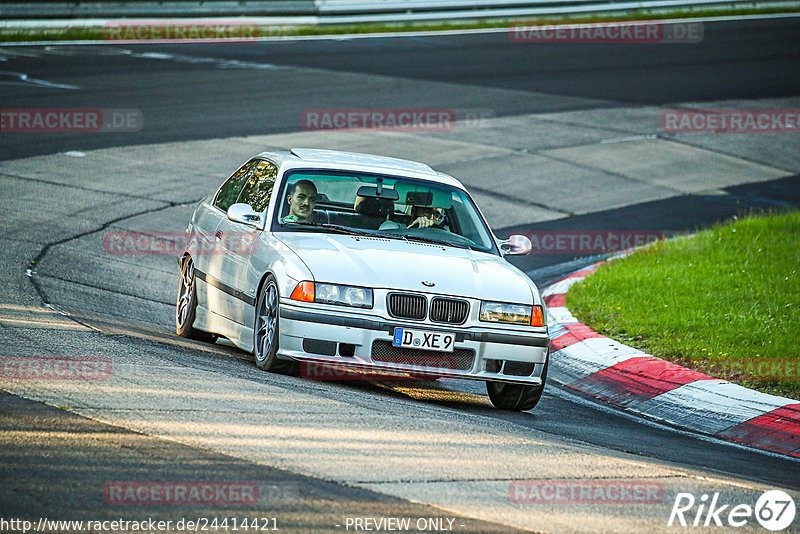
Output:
[{"xmin": 0, "ymin": 0, "xmax": 794, "ymax": 20}]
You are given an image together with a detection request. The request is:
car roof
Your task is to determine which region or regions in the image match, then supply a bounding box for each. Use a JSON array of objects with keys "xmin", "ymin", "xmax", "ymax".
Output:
[{"xmin": 255, "ymin": 148, "xmax": 464, "ymax": 188}]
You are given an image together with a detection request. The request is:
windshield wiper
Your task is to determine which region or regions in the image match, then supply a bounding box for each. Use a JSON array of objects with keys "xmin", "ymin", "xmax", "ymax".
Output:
[
  {"xmin": 283, "ymin": 222, "xmax": 470, "ymax": 248},
  {"xmin": 285, "ymin": 222, "xmax": 403, "ymax": 239},
  {"xmin": 320, "ymin": 225, "xmax": 425, "ymax": 244},
  {"xmin": 314, "ymin": 223, "xmax": 376, "ymax": 236},
  {"xmin": 283, "ymin": 222, "xmax": 365, "ymax": 235},
  {"xmin": 305, "ymin": 223, "xmax": 422, "ymax": 243},
  {"xmin": 403, "ymin": 234, "xmax": 470, "ymax": 250}
]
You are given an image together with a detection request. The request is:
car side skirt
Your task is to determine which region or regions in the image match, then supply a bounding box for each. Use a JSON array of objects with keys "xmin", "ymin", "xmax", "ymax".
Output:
[{"xmin": 195, "ymin": 303, "xmax": 254, "ymax": 353}]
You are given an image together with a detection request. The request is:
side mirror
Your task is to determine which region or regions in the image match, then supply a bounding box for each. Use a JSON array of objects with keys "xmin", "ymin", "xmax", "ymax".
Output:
[
  {"xmin": 227, "ymin": 203, "xmax": 262, "ymax": 229},
  {"xmin": 499, "ymin": 234, "xmax": 532, "ymax": 256}
]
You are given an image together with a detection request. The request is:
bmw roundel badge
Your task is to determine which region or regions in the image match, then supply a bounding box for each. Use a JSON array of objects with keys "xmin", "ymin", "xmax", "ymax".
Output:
[{"xmin": 421, "ymin": 280, "xmax": 435, "ymax": 287}]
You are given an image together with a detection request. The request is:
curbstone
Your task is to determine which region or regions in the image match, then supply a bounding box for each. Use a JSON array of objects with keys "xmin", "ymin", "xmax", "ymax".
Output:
[{"xmin": 544, "ymin": 261, "xmax": 800, "ymax": 458}]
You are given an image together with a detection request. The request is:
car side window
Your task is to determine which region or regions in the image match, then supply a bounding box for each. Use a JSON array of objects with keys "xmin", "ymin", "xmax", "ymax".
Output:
[
  {"xmin": 214, "ymin": 160, "xmax": 256, "ymax": 212},
  {"xmin": 236, "ymin": 160, "xmax": 277, "ymax": 212}
]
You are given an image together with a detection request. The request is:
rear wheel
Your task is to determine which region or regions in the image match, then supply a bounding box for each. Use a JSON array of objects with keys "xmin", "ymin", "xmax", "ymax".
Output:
[
  {"xmin": 486, "ymin": 358, "xmax": 548, "ymax": 411},
  {"xmin": 176, "ymin": 256, "xmax": 217, "ymax": 343}
]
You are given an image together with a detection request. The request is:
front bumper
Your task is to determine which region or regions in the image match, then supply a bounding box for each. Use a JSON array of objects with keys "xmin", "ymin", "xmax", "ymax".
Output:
[{"xmin": 277, "ymin": 301, "xmax": 549, "ymax": 385}]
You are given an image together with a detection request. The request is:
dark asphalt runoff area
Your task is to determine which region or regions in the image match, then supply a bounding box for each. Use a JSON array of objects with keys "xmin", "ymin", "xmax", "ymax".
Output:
[
  {"xmin": 1, "ymin": 18, "xmax": 799, "ymax": 161},
  {"xmin": 1, "ymin": 16, "xmax": 800, "ymax": 533}
]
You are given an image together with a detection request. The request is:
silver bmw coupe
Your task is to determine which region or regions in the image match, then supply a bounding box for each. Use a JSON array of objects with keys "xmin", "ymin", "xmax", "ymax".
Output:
[{"xmin": 177, "ymin": 148, "xmax": 549, "ymax": 411}]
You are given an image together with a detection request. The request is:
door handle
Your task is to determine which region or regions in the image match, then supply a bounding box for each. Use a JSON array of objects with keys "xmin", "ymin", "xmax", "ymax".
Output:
[{"xmin": 215, "ymin": 230, "xmax": 223, "ymax": 240}]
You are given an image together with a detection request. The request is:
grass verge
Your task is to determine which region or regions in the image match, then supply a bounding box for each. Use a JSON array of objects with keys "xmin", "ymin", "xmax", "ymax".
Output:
[
  {"xmin": 1, "ymin": 5, "xmax": 798, "ymax": 43},
  {"xmin": 567, "ymin": 211, "xmax": 800, "ymax": 400}
]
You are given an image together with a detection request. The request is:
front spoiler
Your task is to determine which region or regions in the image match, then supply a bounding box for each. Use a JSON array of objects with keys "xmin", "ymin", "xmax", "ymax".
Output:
[{"xmin": 289, "ymin": 354, "xmax": 545, "ymax": 386}]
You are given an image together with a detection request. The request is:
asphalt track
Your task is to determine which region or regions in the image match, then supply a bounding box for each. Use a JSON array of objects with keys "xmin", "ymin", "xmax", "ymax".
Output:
[{"xmin": 1, "ymin": 16, "xmax": 800, "ymax": 533}]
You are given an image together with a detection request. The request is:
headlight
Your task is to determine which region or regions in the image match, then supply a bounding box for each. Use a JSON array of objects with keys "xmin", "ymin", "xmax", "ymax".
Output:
[
  {"xmin": 480, "ymin": 301, "xmax": 544, "ymax": 327},
  {"xmin": 290, "ymin": 281, "xmax": 373, "ymax": 309}
]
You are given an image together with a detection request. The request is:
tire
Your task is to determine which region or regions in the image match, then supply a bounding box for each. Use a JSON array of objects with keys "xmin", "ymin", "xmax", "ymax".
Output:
[
  {"xmin": 253, "ymin": 275, "xmax": 295, "ymax": 373},
  {"xmin": 176, "ymin": 256, "xmax": 217, "ymax": 343},
  {"xmin": 486, "ymin": 358, "xmax": 548, "ymax": 411}
]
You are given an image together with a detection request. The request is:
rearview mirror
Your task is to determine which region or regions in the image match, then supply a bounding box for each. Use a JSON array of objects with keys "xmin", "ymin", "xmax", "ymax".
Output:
[
  {"xmin": 499, "ymin": 234, "xmax": 532, "ymax": 256},
  {"xmin": 356, "ymin": 185, "xmax": 399, "ymax": 201},
  {"xmin": 227, "ymin": 203, "xmax": 262, "ymax": 229}
]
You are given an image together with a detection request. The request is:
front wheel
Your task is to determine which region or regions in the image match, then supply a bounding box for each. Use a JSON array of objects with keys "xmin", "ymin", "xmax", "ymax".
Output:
[
  {"xmin": 486, "ymin": 359, "xmax": 548, "ymax": 411},
  {"xmin": 253, "ymin": 275, "xmax": 294, "ymax": 373}
]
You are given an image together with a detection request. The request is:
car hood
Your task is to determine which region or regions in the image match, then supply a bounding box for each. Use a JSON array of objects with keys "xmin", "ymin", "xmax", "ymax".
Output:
[{"xmin": 273, "ymin": 233, "xmax": 536, "ymax": 303}]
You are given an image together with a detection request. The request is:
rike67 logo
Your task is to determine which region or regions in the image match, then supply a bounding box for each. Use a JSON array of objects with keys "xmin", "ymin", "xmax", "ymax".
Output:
[{"xmin": 669, "ymin": 490, "xmax": 796, "ymax": 531}]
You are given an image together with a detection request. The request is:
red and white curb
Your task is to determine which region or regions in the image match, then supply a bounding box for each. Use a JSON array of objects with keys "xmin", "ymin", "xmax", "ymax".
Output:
[{"xmin": 543, "ymin": 262, "xmax": 800, "ymax": 458}]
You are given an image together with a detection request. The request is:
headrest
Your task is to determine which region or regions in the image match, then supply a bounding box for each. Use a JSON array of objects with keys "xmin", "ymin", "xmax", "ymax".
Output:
[{"xmin": 355, "ymin": 196, "xmax": 394, "ymax": 217}]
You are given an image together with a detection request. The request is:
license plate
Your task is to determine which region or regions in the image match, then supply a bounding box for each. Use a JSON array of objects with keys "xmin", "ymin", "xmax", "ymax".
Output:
[{"xmin": 392, "ymin": 327, "xmax": 455, "ymax": 353}]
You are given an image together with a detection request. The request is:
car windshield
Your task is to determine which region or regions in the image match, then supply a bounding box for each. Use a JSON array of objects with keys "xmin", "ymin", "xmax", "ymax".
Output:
[{"xmin": 273, "ymin": 170, "xmax": 497, "ymax": 254}]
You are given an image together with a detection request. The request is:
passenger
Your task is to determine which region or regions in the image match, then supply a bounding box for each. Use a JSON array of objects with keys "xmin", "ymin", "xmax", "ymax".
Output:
[
  {"xmin": 282, "ymin": 179, "xmax": 317, "ymax": 223},
  {"xmin": 407, "ymin": 206, "xmax": 445, "ymax": 229},
  {"xmin": 380, "ymin": 206, "xmax": 444, "ymax": 230}
]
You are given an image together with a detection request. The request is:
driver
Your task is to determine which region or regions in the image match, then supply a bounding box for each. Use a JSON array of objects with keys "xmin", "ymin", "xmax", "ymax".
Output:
[{"xmin": 282, "ymin": 179, "xmax": 317, "ymax": 223}]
